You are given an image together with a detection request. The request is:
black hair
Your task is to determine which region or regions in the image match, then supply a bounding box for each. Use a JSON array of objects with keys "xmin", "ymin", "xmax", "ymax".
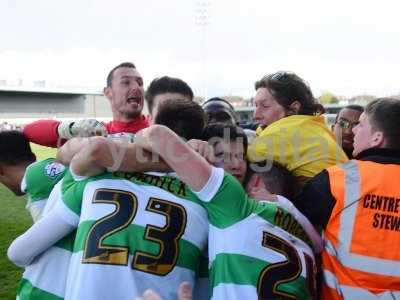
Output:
[
  {"xmin": 345, "ymin": 104, "xmax": 364, "ymax": 113},
  {"xmin": 202, "ymin": 97, "xmax": 235, "ymax": 110},
  {"xmin": 202, "ymin": 123, "xmax": 248, "ymax": 154},
  {"xmin": 145, "ymin": 76, "xmax": 194, "ymax": 113},
  {"xmin": 335, "ymin": 104, "xmax": 364, "ymax": 122},
  {"xmin": 0, "ymin": 131, "xmax": 36, "ymax": 165},
  {"xmin": 247, "ymin": 161, "xmax": 296, "ymax": 200},
  {"xmin": 154, "ymin": 98, "xmax": 205, "ymax": 140},
  {"xmin": 202, "ymin": 97, "xmax": 238, "ymax": 124},
  {"xmin": 106, "ymin": 62, "xmax": 136, "ymax": 87}
]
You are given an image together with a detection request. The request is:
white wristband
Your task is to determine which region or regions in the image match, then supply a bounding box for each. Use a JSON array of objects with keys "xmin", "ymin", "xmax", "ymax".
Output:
[{"xmin": 57, "ymin": 121, "xmax": 74, "ymax": 139}]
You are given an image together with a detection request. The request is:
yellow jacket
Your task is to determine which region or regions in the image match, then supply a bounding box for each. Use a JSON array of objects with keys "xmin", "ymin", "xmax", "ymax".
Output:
[{"xmin": 247, "ymin": 115, "xmax": 348, "ymax": 178}]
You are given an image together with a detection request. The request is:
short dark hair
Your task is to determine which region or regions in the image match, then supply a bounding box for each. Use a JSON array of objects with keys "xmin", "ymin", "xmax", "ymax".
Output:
[
  {"xmin": 335, "ymin": 104, "xmax": 364, "ymax": 122},
  {"xmin": 202, "ymin": 97, "xmax": 238, "ymax": 125},
  {"xmin": 202, "ymin": 123, "xmax": 248, "ymax": 154},
  {"xmin": 202, "ymin": 97, "xmax": 235, "ymax": 111},
  {"xmin": 154, "ymin": 98, "xmax": 205, "ymax": 140},
  {"xmin": 106, "ymin": 62, "xmax": 136, "ymax": 87},
  {"xmin": 365, "ymin": 98, "xmax": 400, "ymax": 149},
  {"xmin": 145, "ymin": 76, "xmax": 194, "ymax": 113},
  {"xmin": 248, "ymin": 161, "xmax": 296, "ymax": 200},
  {"xmin": 345, "ymin": 104, "xmax": 364, "ymax": 113},
  {"xmin": 0, "ymin": 131, "xmax": 36, "ymax": 165},
  {"xmin": 255, "ymin": 71, "xmax": 324, "ymax": 115}
]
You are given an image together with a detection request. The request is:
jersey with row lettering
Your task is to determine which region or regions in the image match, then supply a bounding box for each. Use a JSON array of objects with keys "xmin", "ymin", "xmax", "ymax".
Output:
[
  {"xmin": 56, "ymin": 168, "xmax": 232, "ymax": 300},
  {"xmin": 193, "ymin": 168, "xmax": 321, "ymax": 300}
]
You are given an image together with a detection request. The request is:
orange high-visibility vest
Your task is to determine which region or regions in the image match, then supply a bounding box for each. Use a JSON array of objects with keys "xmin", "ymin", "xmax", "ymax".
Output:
[{"xmin": 321, "ymin": 160, "xmax": 400, "ymax": 299}]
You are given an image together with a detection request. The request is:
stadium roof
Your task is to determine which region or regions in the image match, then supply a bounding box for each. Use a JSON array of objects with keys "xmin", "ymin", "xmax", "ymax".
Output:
[{"xmin": 0, "ymin": 86, "xmax": 103, "ymax": 95}]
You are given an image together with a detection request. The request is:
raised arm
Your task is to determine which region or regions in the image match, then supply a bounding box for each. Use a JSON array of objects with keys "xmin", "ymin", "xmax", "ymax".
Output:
[
  {"xmin": 58, "ymin": 125, "xmax": 212, "ymax": 187},
  {"xmin": 135, "ymin": 125, "xmax": 213, "ymax": 191},
  {"xmin": 24, "ymin": 119, "xmax": 108, "ymax": 148},
  {"xmin": 23, "ymin": 119, "xmax": 62, "ymax": 147},
  {"xmin": 58, "ymin": 136, "xmax": 170, "ymax": 177},
  {"xmin": 56, "ymin": 137, "xmax": 92, "ymax": 166}
]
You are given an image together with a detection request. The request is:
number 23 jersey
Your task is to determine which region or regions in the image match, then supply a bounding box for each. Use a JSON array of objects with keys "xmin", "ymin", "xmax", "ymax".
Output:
[{"xmin": 56, "ymin": 169, "xmax": 214, "ymax": 300}]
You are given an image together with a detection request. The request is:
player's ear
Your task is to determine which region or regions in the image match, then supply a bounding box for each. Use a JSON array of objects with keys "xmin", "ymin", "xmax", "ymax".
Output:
[
  {"xmin": 104, "ymin": 86, "xmax": 112, "ymax": 100},
  {"xmin": 371, "ymin": 130, "xmax": 384, "ymax": 148}
]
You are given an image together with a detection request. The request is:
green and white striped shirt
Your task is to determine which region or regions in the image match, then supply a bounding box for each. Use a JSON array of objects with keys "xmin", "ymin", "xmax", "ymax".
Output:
[
  {"xmin": 18, "ymin": 159, "xmax": 73, "ymax": 300},
  {"xmin": 200, "ymin": 187, "xmax": 321, "ymax": 300},
  {"xmin": 56, "ymin": 168, "xmax": 238, "ymax": 300},
  {"xmin": 21, "ymin": 158, "xmax": 66, "ymax": 222}
]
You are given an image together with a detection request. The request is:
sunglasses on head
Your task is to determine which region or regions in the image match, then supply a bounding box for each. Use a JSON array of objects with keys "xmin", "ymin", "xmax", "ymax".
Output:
[{"xmin": 268, "ymin": 71, "xmax": 295, "ymax": 81}]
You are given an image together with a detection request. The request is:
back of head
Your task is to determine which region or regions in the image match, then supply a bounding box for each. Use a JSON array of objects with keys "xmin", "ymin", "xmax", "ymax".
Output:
[
  {"xmin": 154, "ymin": 98, "xmax": 205, "ymax": 140},
  {"xmin": 202, "ymin": 97, "xmax": 238, "ymax": 125},
  {"xmin": 202, "ymin": 123, "xmax": 248, "ymax": 154},
  {"xmin": 365, "ymin": 97, "xmax": 400, "ymax": 150},
  {"xmin": 249, "ymin": 161, "xmax": 296, "ymax": 199},
  {"xmin": 145, "ymin": 76, "xmax": 194, "ymax": 113},
  {"xmin": 0, "ymin": 131, "xmax": 36, "ymax": 166},
  {"xmin": 106, "ymin": 62, "xmax": 136, "ymax": 87},
  {"xmin": 255, "ymin": 71, "xmax": 323, "ymax": 115}
]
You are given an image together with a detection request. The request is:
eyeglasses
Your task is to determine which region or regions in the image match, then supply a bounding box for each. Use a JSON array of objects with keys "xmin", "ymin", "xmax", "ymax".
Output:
[{"xmin": 337, "ymin": 118, "xmax": 359, "ymax": 129}]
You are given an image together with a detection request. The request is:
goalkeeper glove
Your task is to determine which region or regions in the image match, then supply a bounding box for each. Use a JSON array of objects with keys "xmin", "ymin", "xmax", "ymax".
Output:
[{"xmin": 57, "ymin": 119, "xmax": 108, "ymax": 139}]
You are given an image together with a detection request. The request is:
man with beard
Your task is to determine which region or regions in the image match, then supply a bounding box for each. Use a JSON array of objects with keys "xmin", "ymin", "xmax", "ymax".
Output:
[
  {"xmin": 332, "ymin": 105, "xmax": 364, "ymax": 158},
  {"xmin": 23, "ymin": 62, "xmax": 149, "ymax": 147}
]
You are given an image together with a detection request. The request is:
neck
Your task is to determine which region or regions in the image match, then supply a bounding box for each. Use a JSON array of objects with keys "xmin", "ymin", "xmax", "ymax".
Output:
[
  {"xmin": 112, "ymin": 113, "xmax": 141, "ymax": 123},
  {"xmin": 3, "ymin": 164, "xmax": 29, "ymax": 195},
  {"xmin": 343, "ymin": 147, "xmax": 354, "ymax": 159}
]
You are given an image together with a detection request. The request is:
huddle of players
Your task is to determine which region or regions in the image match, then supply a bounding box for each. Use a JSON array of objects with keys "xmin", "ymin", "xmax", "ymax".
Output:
[{"xmin": 5, "ymin": 63, "xmax": 321, "ymax": 300}]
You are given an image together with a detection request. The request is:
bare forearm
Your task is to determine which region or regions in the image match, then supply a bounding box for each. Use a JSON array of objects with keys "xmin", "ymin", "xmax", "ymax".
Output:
[
  {"xmin": 69, "ymin": 137, "xmax": 109, "ymax": 176},
  {"xmin": 116, "ymin": 148, "xmax": 171, "ymax": 173},
  {"xmin": 144, "ymin": 125, "xmax": 212, "ymax": 191},
  {"xmin": 69, "ymin": 137, "xmax": 171, "ymax": 176},
  {"xmin": 56, "ymin": 138, "xmax": 90, "ymax": 165}
]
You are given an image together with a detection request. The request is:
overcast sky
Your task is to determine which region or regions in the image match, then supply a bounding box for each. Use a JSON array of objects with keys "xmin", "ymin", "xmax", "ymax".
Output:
[{"xmin": 1, "ymin": 0, "xmax": 399, "ymax": 99}]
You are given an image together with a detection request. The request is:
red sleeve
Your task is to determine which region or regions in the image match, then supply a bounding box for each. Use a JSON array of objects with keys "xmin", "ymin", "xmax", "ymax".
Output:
[{"xmin": 23, "ymin": 119, "xmax": 65, "ymax": 148}]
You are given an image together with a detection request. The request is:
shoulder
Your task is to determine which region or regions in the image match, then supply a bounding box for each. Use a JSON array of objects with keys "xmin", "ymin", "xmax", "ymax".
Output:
[
  {"xmin": 192, "ymin": 167, "xmax": 228, "ymax": 203},
  {"xmin": 253, "ymin": 116, "xmax": 314, "ymax": 140},
  {"xmin": 27, "ymin": 158, "xmax": 66, "ymax": 176},
  {"xmin": 215, "ymin": 170, "xmax": 246, "ymax": 197},
  {"xmin": 295, "ymin": 169, "xmax": 337, "ymax": 229},
  {"xmin": 42, "ymin": 159, "xmax": 66, "ymax": 178},
  {"xmin": 24, "ymin": 159, "xmax": 66, "ymax": 195},
  {"xmin": 62, "ymin": 167, "xmax": 112, "ymax": 190},
  {"xmin": 304, "ymin": 169, "xmax": 332, "ymax": 191}
]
